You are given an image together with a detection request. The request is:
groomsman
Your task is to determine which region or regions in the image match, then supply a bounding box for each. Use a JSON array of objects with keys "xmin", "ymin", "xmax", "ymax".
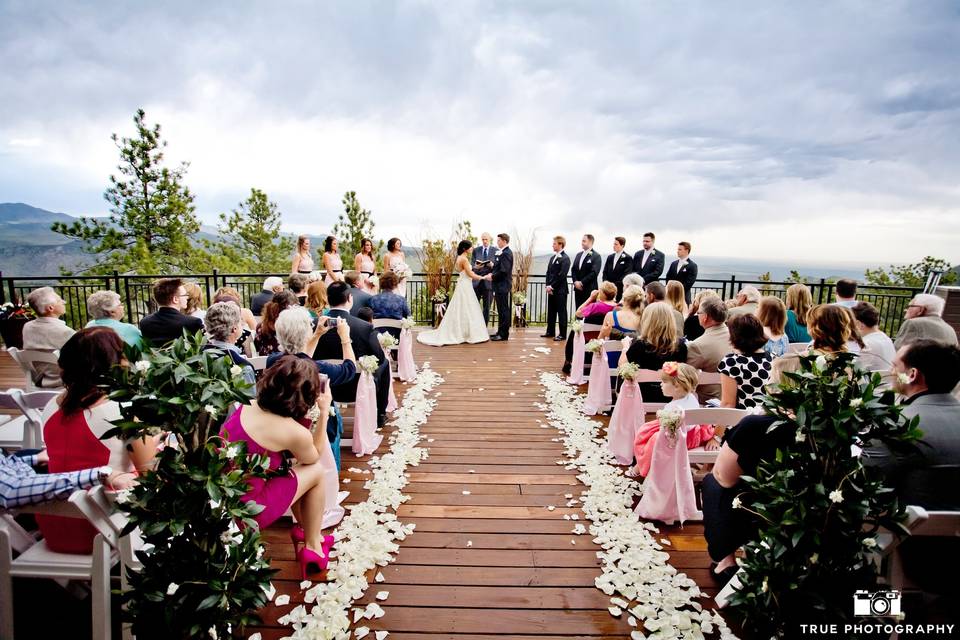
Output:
[
  {"xmin": 632, "ymin": 231, "xmax": 665, "ymax": 284},
  {"xmin": 665, "ymin": 241, "xmax": 698, "ymax": 304},
  {"xmin": 570, "ymin": 234, "xmax": 601, "ymax": 308},
  {"xmin": 472, "ymin": 232, "xmax": 495, "ymax": 324},
  {"xmin": 541, "ymin": 235, "xmax": 571, "ymax": 341},
  {"xmin": 602, "ymin": 236, "xmax": 632, "ymax": 300}
]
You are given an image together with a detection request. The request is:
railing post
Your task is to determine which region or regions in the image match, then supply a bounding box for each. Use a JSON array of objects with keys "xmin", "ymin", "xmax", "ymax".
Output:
[
  {"xmin": 0, "ymin": 271, "xmax": 4, "ymax": 306},
  {"xmin": 6, "ymin": 275, "xmax": 16, "ymax": 307},
  {"xmin": 112, "ymin": 271, "xmax": 121, "ymax": 295},
  {"xmin": 817, "ymin": 278, "xmax": 826, "ymax": 304},
  {"xmin": 728, "ymin": 275, "xmax": 736, "ymax": 300},
  {"xmin": 212, "ymin": 269, "xmax": 219, "ymax": 293}
]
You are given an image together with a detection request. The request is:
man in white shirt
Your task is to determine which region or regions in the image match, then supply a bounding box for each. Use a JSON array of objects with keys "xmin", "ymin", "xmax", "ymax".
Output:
[
  {"xmin": 541, "ymin": 236, "xmax": 571, "ymax": 340},
  {"xmin": 834, "ymin": 279, "xmax": 858, "ymax": 307},
  {"xmin": 570, "ymin": 234, "xmax": 601, "ymax": 308},
  {"xmin": 632, "ymin": 232, "xmax": 665, "ymax": 285},
  {"xmin": 21, "ymin": 287, "xmax": 75, "ymax": 387},
  {"xmin": 851, "ymin": 301, "xmax": 896, "ymax": 371},
  {"xmin": 665, "ymin": 241, "xmax": 698, "ymax": 304},
  {"xmin": 602, "ymin": 236, "xmax": 631, "ymax": 300}
]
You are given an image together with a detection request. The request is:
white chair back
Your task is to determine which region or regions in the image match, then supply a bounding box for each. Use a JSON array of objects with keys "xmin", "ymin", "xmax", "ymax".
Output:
[
  {"xmin": 580, "ymin": 323, "xmax": 604, "ymax": 333},
  {"xmin": 0, "ymin": 388, "xmax": 58, "ymax": 449},
  {"xmin": 6, "ymin": 348, "xmax": 62, "ymax": 392},
  {"xmin": 787, "ymin": 342, "xmax": 811, "ymax": 354},
  {"xmin": 685, "ymin": 408, "xmax": 750, "ymax": 464},
  {"xmin": 248, "ymin": 355, "xmax": 268, "ymax": 371},
  {"xmin": 372, "ymin": 319, "xmax": 403, "ymax": 331}
]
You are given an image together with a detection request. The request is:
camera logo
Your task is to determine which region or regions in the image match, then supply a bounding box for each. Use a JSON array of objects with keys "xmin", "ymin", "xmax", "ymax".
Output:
[{"xmin": 853, "ymin": 590, "xmax": 901, "ymax": 617}]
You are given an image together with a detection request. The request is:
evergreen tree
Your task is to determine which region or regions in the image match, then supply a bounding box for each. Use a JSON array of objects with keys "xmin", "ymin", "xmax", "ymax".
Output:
[
  {"xmin": 203, "ymin": 188, "xmax": 294, "ymax": 273},
  {"xmin": 864, "ymin": 256, "xmax": 956, "ymax": 288},
  {"xmin": 331, "ymin": 191, "xmax": 383, "ymax": 261},
  {"xmin": 51, "ymin": 109, "xmax": 204, "ymax": 274}
]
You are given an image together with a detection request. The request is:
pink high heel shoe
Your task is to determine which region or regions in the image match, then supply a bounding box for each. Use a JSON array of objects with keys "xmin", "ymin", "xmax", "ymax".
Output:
[
  {"xmin": 290, "ymin": 525, "xmax": 335, "ymax": 554},
  {"xmin": 298, "ymin": 546, "xmax": 330, "ymax": 580}
]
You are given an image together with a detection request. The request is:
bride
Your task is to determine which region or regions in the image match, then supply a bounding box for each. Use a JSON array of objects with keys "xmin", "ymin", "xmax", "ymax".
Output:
[{"xmin": 417, "ymin": 240, "xmax": 490, "ymax": 346}]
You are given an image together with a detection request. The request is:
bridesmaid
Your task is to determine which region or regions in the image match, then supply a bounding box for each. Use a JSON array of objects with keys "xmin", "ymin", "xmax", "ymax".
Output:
[
  {"xmin": 354, "ymin": 237, "xmax": 377, "ymax": 292},
  {"xmin": 383, "ymin": 237, "xmax": 408, "ymax": 298},
  {"xmin": 291, "ymin": 235, "xmax": 315, "ymax": 275},
  {"xmin": 322, "ymin": 235, "xmax": 343, "ymax": 285}
]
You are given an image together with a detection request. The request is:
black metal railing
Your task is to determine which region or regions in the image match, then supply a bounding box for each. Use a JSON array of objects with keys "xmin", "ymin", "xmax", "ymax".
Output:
[{"xmin": 0, "ymin": 270, "xmax": 923, "ymax": 338}]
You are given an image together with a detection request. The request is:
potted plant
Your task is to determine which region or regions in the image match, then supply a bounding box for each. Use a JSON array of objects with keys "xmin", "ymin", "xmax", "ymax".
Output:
[
  {"xmin": 104, "ymin": 333, "xmax": 277, "ymax": 639},
  {"xmin": 0, "ymin": 300, "xmax": 35, "ymax": 349}
]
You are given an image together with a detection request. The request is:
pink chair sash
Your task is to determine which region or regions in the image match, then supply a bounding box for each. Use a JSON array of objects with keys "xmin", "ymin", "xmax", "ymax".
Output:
[
  {"xmin": 352, "ymin": 371, "xmax": 383, "ymax": 456},
  {"xmin": 635, "ymin": 418, "xmax": 702, "ymax": 525},
  {"xmin": 566, "ymin": 331, "xmax": 588, "ymax": 385},
  {"xmin": 387, "ymin": 374, "xmax": 398, "ymax": 413},
  {"xmin": 582, "ymin": 350, "xmax": 611, "ymax": 415},
  {"xmin": 605, "ymin": 380, "xmax": 645, "ymax": 464},
  {"xmin": 398, "ymin": 328, "xmax": 417, "ymax": 382},
  {"xmin": 319, "ymin": 427, "xmax": 345, "ymax": 528}
]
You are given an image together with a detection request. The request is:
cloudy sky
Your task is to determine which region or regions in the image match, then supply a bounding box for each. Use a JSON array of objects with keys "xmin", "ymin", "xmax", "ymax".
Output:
[{"xmin": 2, "ymin": 1, "xmax": 959, "ymax": 265}]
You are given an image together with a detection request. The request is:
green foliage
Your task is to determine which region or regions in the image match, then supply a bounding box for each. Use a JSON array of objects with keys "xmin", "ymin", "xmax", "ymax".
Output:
[
  {"xmin": 728, "ymin": 352, "xmax": 921, "ymax": 637},
  {"xmin": 786, "ymin": 269, "xmax": 808, "ymax": 284},
  {"xmin": 202, "ymin": 188, "xmax": 295, "ymax": 273},
  {"xmin": 104, "ymin": 333, "xmax": 275, "ymax": 639},
  {"xmin": 864, "ymin": 256, "xmax": 956, "ymax": 288},
  {"xmin": 51, "ymin": 109, "xmax": 206, "ymax": 275},
  {"xmin": 331, "ymin": 191, "xmax": 383, "ymax": 262}
]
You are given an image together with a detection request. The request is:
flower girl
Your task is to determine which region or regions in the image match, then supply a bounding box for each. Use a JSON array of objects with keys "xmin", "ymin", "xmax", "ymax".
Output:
[{"xmin": 626, "ymin": 362, "xmax": 714, "ymax": 477}]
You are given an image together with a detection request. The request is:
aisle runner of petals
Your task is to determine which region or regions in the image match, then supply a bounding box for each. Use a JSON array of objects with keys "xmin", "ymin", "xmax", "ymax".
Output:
[
  {"xmin": 537, "ymin": 373, "xmax": 737, "ymax": 640},
  {"xmin": 275, "ymin": 365, "xmax": 444, "ymax": 640}
]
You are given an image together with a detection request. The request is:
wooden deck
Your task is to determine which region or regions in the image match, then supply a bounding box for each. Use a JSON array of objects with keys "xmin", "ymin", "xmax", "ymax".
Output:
[{"xmin": 250, "ymin": 329, "xmax": 721, "ymax": 639}]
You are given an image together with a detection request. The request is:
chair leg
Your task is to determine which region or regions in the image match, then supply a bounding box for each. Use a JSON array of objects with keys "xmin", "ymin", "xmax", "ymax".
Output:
[
  {"xmin": 91, "ymin": 534, "xmax": 111, "ymax": 640},
  {"xmin": 0, "ymin": 531, "xmax": 15, "ymax": 640}
]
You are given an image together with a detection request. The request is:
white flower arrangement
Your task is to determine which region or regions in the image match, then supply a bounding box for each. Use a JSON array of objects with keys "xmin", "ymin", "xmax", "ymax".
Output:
[
  {"xmin": 570, "ymin": 320, "xmax": 583, "ymax": 334},
  {"xmin": 656, "ymin": 408, "xmax": 683, "ymax": 439},
  {"xmin": 390, "ymin": 263, "xmax": 413, "ymax": 280},
  {"xmin": 535, "ymin": 373, "xmax": 736, "ymax": 639},
  {"xmin": 512, "ymin": 291, "xmax": 527, "ymax": 306},
  {"xmin": 133, "ymin": 360, "xmax": 152, "ymax": 374},
  {"xmin": 400, "ymin": 317, "xmax": 416, "ymax": 330},
  {"xmin": 431, "ymin": 289, "xmax": 447, "ymax": 303},
  {"xmin": 357, "ymin": 355, "xmax": 380, "ymax": 374},
  {"xmin": 279, "ymin": 366, "xmax": 443, "ymax": 639},
  {"xmin": 584, "ymin": 339, "xmax": 604, "ymax": 355},
  {"xmin": 617, "ymin": 362, "xmax": 640, "ymax": 381},
  {"xmin": 377, "ymin": 332, "xmax": 398, "ymax": 350}
]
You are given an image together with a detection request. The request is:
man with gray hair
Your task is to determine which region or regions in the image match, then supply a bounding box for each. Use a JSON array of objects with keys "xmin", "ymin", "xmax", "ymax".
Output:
[
  {"xmin": 201, "ymin": 302, "xmax": 255, "ymax": 385},
  {"xmin": 472, "ymin": 232, "xmax": 495, "ymax": 324},
  {"xmin": 84, "ymin": 290, "xmax": 145, "ymax": 350},
  {"xmin": 726, "ymin": 286, "xmax": 761, "ymax": 321},
  {"xmin": 22, "ymin": 287, "xmax": 75, "ymax": 387},
  {"xmin": 251, "ymin": 276, "xmax": 284, "ymax": 316},
  {"xmin": 686, "ymin": 295, "xmax": 732, "ymax": 404},
  {"xmin": 894, "ymin": 293, "xmax": 958, "ymax": 348}
]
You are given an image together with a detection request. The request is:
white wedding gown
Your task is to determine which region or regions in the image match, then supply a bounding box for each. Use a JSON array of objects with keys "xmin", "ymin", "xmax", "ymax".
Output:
[{"xmin": 417, "ymin": 269, "xmax": 490, "ymax": 346}]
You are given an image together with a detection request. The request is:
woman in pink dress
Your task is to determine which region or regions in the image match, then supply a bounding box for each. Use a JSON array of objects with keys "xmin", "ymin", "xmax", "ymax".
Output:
[
  {"xmin": 291, "ymin": 235, "xmax": 315, "ymax": 275},
  {"xmin": 626, "ymin": 362, "xmax": 715, "ymax": 478},
  {"xmin": 354, "ymin": 237, "xmax": 377, "ymax": 292},
  {"xmin": 220, "ymin": 356, "xmax": 337, "ymax": 578},
  {"xmin": 322, "ymin": 236, "xmax": 343, "ymax": 285},
  {"xmin": 383, "ymin": 237, "xmax": 410, "ymax": 298}
]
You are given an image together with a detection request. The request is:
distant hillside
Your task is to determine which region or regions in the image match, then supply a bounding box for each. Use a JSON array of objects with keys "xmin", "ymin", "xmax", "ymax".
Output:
[{"xmin": 0, "ymin": 202, "xmax": 76, "ymax": 225}]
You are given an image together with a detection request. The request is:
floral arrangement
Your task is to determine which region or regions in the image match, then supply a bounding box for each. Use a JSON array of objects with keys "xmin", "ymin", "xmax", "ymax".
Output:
[
  {"xmin": 570, "ymin": 320, "xmax": 583, "ymax": 334},
  {"xmin": 431, "ymin": 289, "xmax": 447, "ymax": 303},
  {"xmin": 512, "ymin": 291, "xmax": 527, "ymax": 306},
  {"xmin": 400, "ymin": 317, "xmax": 416, "ymax": 330},
  {"xmin": 655, "ymin": 408, "xmax": 683, "ymax": 439},
  {"xmin": 0, "ymin": 300, "xmax": 34, "ymax": 321},
  {"xmin": 584, "ymin": 339, "xmax": 604, "ymax": 354},
  {"xmin": 367, "ymin": 274, "xmax": 380, "ymax": 289},
  {"xmin": 376, "ymin": 332, "xmax": 398, "ymax": 350},
  {"xmin": 390, "ymin": 262, "xmax": 413, "ymax": 280},
  {"xmin": 616, "ymin": 361, "xmax": 640, "ymax": 381},
  {"xmin": 358, "ymin": 354, "xmax": 380, "ymax": 374},
  {"xmin": 103, "ymin": 333, "xmax": 274, "ymax": 639},
  {"xmin": 726, "ymin": 351, "xmax": 920, "ymax": 636}
]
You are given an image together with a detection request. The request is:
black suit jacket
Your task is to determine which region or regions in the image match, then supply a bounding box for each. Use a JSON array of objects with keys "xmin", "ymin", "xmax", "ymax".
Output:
[
  {"xmin": 602, "ymin": 253, "xmax": 632, "ymax": 287},
  {"xmin": 632, "ymin": 248, "xmax": 666, "ymax": 284},
  {"xmin": 545, "ymin": 252, "xmax": 571, "ymax": 293},
  {"xmin": 665, "ymin": 259, "xmax": 698, "ymax": 303},
  {"xmin": 250, "ymin": 290, "xmax": 273, "ymax": 316},
  {"xmin": 491, "ymin": 247, "xmax": 513, "ymax": 295},
  {"xmin": 139, "ymin": 307, "xmax": 204, "ymax": 348},
  {"xmin": 472, "ymin": 245, "xmax": 494, "ymax": 292},
  {"xmin": 570, "ymin": 249, "xmax": 601, "ymax": 291},
  {"xmin": 348, "ymin": 287, "xmax": 373, "ymax": 317},
  {"xmin": 312, "ymin": 308, "xmax": 385, "ymax": 363}
]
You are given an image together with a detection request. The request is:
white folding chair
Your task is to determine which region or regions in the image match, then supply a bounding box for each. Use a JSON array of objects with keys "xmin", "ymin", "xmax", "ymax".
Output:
[
  {"xmin": 787, "ymin": 342, "xmax": 811, "ymax": 354},
  {"xmin": 6, "ymin": 348, "xmax": 62, "ymax": 393},
  {"xmin": 0, "ymin": 490, "xmax": 119, "ymax": 640},
  {"xmin": 247, "ymin": 355, "xmax": 268, "ymax": 372},
  {"xmin": 579, "ymin": 323, "xmax": 604, "ymax": 374},
  {"xmin": 372, "ymin": 319, "xmax": 403, "ymax": 379},
  {"xmin": 0, "ymin": 389, "xmax": 59, "ymax": 450},
  {"xmin": 683, "ymin": 408, "xmax": 750, "ymax": 464}
]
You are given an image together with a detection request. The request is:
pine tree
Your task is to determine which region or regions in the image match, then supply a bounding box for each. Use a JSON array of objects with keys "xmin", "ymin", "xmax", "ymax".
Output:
[
  {"xmin": 203, "ymin": 188, "xmax": 294, "ymax": 273},
  {"xmin": 864, "ymin": 256, "xmax": 956, "ymax": 288},
  {"xmin": 51, "ymin": 109, "xmax": 204, "ymax": 274},
  {"xmin": 331, "ymin": 191, "xmax": 383, "ymax": 261}
]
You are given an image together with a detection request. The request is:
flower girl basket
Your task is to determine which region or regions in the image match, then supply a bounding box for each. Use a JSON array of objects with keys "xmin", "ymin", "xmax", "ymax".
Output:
[{"xmin": 634, "ymin": 410, "xmax": 702, "ymax": 525}]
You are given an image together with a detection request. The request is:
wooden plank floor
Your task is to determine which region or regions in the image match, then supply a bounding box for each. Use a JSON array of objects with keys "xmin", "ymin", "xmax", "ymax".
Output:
[{"xmin": 250, "ymin": 329, "xmax": 722, "ymax": 639}]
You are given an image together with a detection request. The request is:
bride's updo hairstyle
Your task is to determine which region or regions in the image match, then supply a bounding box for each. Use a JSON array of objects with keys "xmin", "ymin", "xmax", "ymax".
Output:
[{"xmin": 456, "ymin": 240, "xmax": 472, "ymax": 256}]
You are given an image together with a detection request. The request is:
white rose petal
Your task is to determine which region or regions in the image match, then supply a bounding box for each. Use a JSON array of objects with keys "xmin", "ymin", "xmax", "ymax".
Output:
[
  {"xmin": 375, "ymin": 632, "xmax": 389, "ymax": 640},
  {"xmin": 274, "ymin": 594, "xmax": 290, "ymax": 606},
  {"xmin": 375, "ymin": 572, "xmax": 385, "ymax": 583},
  {"xmin": 355, "ymin": 627, "xmax": 370, "ymax": 639},
  {"xmin": 731, "ymin": 497, "xmax": 742, "ymax": 509},
  {"xmin": 462, "ymin": 490, "xmax": 471, "ymax": 495},
  {"xmin": 375, "ymin": 591, "xmax": 389, "ymax": 601}
]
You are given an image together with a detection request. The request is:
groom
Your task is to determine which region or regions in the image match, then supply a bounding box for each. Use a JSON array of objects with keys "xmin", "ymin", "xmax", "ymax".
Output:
[{"xmin": 489, "ymin": 232, "xmax": 513, "ymax": 341}]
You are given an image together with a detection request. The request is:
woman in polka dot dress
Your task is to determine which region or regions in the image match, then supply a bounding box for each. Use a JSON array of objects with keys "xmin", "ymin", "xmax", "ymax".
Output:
[{"xmin": 717, "ymin": 315, "xmax": 773, "ymax": 410}]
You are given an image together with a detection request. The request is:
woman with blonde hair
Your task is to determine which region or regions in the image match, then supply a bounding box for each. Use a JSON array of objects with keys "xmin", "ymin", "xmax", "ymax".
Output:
[
  {"xmin": 305, "ymin": 281, "xmax": 328, "ymax": 321},
  {"xmin": 684, "ymin": 289, "xmax": 719, "ymax": 341},
  {"xmin": 619, "ymin": 302, "xmax": 687, "ymax": 402},
  {"xmin": 562, "ymin": 281, "xmax": 621, "ymax": 375},
  {"xmin": 291, "ymin": 235, "xmax": 315, "ymax": 275},
  {"xmin": 666, "ymin": 280, "xmax": 688, "ymax": 316},
  {"xmin": 599, "ymin": 285, "xmax": 644, "ymax": 367},
  {"xmin": 183, "ymin": 282, "xmax": 206, "ymax": 320},
  {"xmin": 757, "ymin": 296, "xmax": 790, "ymax": 357},
  {"xmin": 784, "ymin": 283, "xmax": 813, "ymax": 343}
]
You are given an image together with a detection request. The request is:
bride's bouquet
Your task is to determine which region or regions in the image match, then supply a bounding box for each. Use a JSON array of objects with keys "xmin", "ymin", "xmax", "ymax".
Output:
[
  {"xmin": 391, "ymin": 263, "xmax": 413, "ymax": 280},
  {"xmin": 377, "ymin": 332, "xmax": 398, "ymax": 350},
  {"xmin": 358, "ymin": 355, "xmax": 380, "ymax": 374},
  {"xmin": 617, "ymin": 361, "xmax": 640, "ymax": 381},
  {"xmin": 585, "ymin": 339, "xmax": 604, "ymax": 355}
]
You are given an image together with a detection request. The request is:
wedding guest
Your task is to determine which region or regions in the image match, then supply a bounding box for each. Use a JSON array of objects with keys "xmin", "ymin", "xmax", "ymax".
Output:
[
  {"xmin": 717, "ymin": 315, "xmax": 773, "ymax": 410},
  {"xmin": 202, "ymin": 302, "xmax": 255, "ymax": 386},
  {"xmin": 784, "ymin": 283, "xmax": 813, "ymax": 343},
  {"xmin": 542, "ymin": 235, "xmax": 571, "ymax": 341},
  {"xmin": 562, "ymin": 281, "xmax": 619, "ymax": 374},
  {"xmin": 570, "ymin": 234, "xmax": 602, "ymax": 308},
  {"xmin": 291, "ymin": 234, "xmax": 315, "ymax": 275},
  {"xmin": 84, "ymin": 290, "xmax": 144, "ymax": 351},
  {"xmin": 632, "ymin": 231, "xmax": 665, "ymax": 285},
  {"xmin": 473, "ymin": 232, "xmax": 496, "ymax": 324},
  {"xmin": 343, "ymin": 271, "xmax": 373, "ymax": 317},
  {"xmin": 646, "ymin": 281, "xmax": 683, "ymax": 335},
  {"xmin": 685, "ymin": 296, "xmax": 732, "ymax": 402},
  {"xmin": 895, "ymin": 293, "xmax": 958, "ymax": 348},
  {"xmin": 369, "ymin": 271, "xmax": 411, "ymax": 333},
  {"xmin": 353, "ymin": 237, "xmax": 378, "ymax": 291},
  {"xmin": 22, "ymin": 287, "xmax": 75, "ymax": 387},
  {"xmin": 256, "ymin": 290, "xmax": 299, "ymax": 356},
  {"xmin": 809, "ymin": 304, "xmax": 859, "ymax": 354},
  {"xmin": 183, "ymin": 282, "xmax": 206, "ymax": 321},
  {"xmin": 619, "ymin": 302, "xmax": 688, "ymax": 403},
  {"xmin": 665, "ymin": 241, "xmax": 698, "ymax": 304},
  {"xmin": 38, "ymin": 328, "xmax": 158, "ymax": 553},
  {"xmin": 322, "ymin": 235, "xmax": 344, "ymax": 285},
  {"xmin": 212, "ymin": 287, "xmax": 257, "ymax": 333},
  {"xmin": 666, "ymin": 280, "xmax": 688, "ymax": 316},
  {"xmin": 621, "ymin": 273, "xmax": 645, "ymax": 296},
  {"xmin": 0, "ymin": 450, "xmax": 122, "ymax": 510},
  {"xmin": 757, "ymin": 296, "xmax": 790, "ymax": 357},
  {"xmin": 602, "ymin": 236, "xmax": 632, "ymax": 300},
  {"xmin": 288, "ymin": 273, "xmax": 310, "ymax": 306},
  {"xmin": 725, "ymin": 286, "xmax": 761, "ymax": 321},
  {"xmin": 268, "ymin": 308, "xmax": 357, "ymax": 387},
  {"xmin": 626, "ymin": 362, "xmax": 714, "ymax": 478},
  {"xmin": 251, "ymin": 276, "xmax": 284, "ymax": 317},
  {"xmin": 139, "ymin": 278, "xmax": 204, "ymax": 347},
  {"xmin": 305, "ymin": 280, "xmax": 328, "ymax": 321},
  {"xmin": 852, "ymin": 301, "xmax": 896, "ymax": 371},
  {"xmin": 684, "ymin": 290, "xmax": 720, "ymax": 341},
  {"xmin": 834, "ymin": 278, "xmax": 858, "ymax": 307},
  {"xmin": 219, "ymin": 356, "xmax": 337, "ymax": 575},
  {"xmin": 598, "ymin": 285, "xmax": 644, "ymax": 367},
  {"xmin": 356, "ymin": 307, "xmax": 374, "ymax": 323}
]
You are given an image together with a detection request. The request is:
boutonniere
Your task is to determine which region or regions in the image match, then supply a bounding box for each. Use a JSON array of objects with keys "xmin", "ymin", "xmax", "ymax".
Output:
[{"xmin": 495, "ymin": 250, "xmax": 503, "ymax": 257}]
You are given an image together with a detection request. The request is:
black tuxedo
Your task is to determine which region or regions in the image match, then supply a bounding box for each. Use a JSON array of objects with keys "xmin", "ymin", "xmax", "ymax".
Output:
[
  {"xmin": 632, "ymin": 248, "xmax": 665, "ymax": 285},
  {"xmin": 665, "ymin": 258, "xmax": 698, "ymax": 304},
  {"xmin": 312, "ymin": 308, "xmax": 390, "ymax": 423},
  {"xmin": 491, "ymin": 246, "xmax": 514, "ymax": 339},
  {"xmin": 544, "ymin": 251, "xmax": 571, "ymax": 337},
  {"xmin": 139, "ymin": 306, "xmax": 204, "ymax": 348},
  {"xmin": 472, "ymin": 244, "xmax": 495, "ymax": 324},
  {"xmin": 602, "ymin": 252, "xmax": 632, "ymax": 299},
  {"xmin": 570, "ymin": 249, "xmax": 601, "ymax": 308}
]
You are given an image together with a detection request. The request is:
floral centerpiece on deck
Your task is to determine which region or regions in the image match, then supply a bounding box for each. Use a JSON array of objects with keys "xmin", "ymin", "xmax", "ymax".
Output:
[
  {"xmin": 431, "ymin": 289, "xmax": 447, "ymax": 304},
  {"xmin": 584, "ymin": 338, "xmax": 604, "ymax": 355},
  {"xmin": 512, "ymin": 291, "xmax": 527, "ymax": 306}
]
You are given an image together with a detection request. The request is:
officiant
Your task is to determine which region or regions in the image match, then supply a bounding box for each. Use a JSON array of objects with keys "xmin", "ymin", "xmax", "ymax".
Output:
[{"xmin": 473, "ymin": 232, "xmax": 495, "ymax": 324}]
